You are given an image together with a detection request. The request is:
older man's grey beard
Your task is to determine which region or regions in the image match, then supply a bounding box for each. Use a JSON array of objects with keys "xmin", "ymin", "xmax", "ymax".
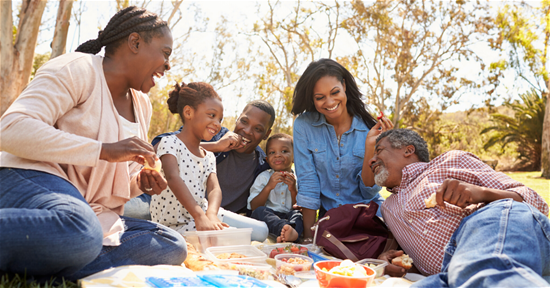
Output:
[{"xmin": 374, "ymin": 165, "xmax": 389, "ymax": 187}]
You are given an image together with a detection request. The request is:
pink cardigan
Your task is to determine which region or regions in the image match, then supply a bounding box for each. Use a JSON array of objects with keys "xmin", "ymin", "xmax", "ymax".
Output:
[{"xmin": 0, "ymin": 53, "xmax": 152, "ymax": 246}]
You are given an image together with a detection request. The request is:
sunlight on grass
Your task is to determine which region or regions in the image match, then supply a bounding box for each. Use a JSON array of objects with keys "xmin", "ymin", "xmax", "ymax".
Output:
[{"xmin": 505, "ymin": 171, "xmax": 550, "ymax": 205}]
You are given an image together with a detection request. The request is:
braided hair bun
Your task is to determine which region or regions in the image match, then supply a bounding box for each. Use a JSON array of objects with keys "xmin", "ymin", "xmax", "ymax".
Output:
[
  {"xmin": 166, "ymin": 82, "xmax": 221, "ymax": 123},
  {"xmin": 76, "ymin": 6, "xmax": 168, "ymax": 55}
]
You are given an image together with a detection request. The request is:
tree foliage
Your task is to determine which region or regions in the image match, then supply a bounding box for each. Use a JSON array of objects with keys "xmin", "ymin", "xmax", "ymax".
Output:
[
  {"xmin": 488, "ymin": 1, "xmax": 550, "ymax": 178},
  {"xmin": 249, "ymin": 0, "xmax": 341, "ymax": 134},
  {"xmin": 341, "ymin": 0, "xmax": 492, "ymax": 126},
  {"xmin": 481, "ymin": 89, "xmax": 546, "ymax": 171}
]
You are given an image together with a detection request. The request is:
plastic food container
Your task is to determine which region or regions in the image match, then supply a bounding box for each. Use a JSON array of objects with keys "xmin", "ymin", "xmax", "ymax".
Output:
[
  {"xmin": 217, "ymin": 261, "xmax": 273, "ymax": 280},
  {"xmin": 258, "ymin": 243, "xmax": 318, "ymax": 257},
  {"xmin": 206, "ymin": 245, "xmax": 267, "ymax": 264},
  {"xmin": 355, "ymin": 258, "xmax": 388, "ymax": 278},
  {"xmin": 274, "ymin": 254, "xmax": 314, "ymax": 276},
  {"xmin": 314, "ymin": 260, "xmax": 376, "ymax": 288},
  {"xmin": 183, "ymin": 228, "xmax": 252, "ymax": 253}
]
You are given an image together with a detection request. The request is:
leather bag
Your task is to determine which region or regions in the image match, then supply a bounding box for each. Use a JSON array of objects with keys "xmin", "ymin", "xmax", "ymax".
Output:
[{"xmin": 314, "ymin": 201, "xmax": 397, "ymax": 261}]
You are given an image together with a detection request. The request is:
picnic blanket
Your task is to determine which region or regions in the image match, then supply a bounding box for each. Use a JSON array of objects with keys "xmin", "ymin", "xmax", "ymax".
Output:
[{"xmin": 79, "ymin": 264, "xmax": 418, "ymax": 287}]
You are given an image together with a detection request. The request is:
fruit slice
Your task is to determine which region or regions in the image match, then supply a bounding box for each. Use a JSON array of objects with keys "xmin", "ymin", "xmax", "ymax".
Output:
[
  {"xmin": 377, "ymin": 111, "xmax": 384, "ymax": 120},
  {"xmin": 143, "ymin": 158, "xmax": 162, "ymax": 173}
]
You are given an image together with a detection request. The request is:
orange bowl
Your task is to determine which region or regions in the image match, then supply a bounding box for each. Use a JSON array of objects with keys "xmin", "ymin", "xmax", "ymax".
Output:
[{"xmin": 314, "ymin": 260, "xmax": 376, "ymax": 288}]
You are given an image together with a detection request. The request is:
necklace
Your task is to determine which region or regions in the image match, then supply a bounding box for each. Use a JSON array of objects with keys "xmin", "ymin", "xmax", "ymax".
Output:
[{"xmin": 337, "ymin": 134, "xmax": 341, "ymax": 145}]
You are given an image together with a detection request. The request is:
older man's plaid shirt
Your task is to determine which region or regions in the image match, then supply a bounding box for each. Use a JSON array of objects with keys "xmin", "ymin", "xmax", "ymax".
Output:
[{"xmin": 380, "ymin": 150, "xmax": 549, "ymax": 275}]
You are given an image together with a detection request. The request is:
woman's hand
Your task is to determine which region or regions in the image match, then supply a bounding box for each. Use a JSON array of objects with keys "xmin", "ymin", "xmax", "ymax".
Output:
[
  {"xmin": 366, "ymin": 116, "xmax": 394, "ymax": 147},
  {"xmin": 196, "ymin": 214, "xmax": 226, "ymax": 231},
  {"xmin": 378, "ymin": 250, "xmax": 407, "ymax": 277},
  {"xmin": 100, "ymin": 136, "xmax": 157, "ymax": 166},
  {"xmin": 137, "ymin": 168, "xmax": 167, "ymax": 195}
]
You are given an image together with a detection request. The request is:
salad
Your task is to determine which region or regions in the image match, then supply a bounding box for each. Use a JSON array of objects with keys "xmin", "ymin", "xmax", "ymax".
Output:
[{"xmin": 269, "ymin": 244, "xmax": 308, "ymax": 258}]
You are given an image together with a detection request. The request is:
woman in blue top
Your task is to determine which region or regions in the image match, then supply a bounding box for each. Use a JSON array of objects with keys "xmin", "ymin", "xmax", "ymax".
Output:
[{"xmin": 291, "ymin": 59, "xmax": 393, "ymax": 241}]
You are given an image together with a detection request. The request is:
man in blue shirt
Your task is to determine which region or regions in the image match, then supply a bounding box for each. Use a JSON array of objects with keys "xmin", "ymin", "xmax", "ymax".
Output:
[{"xmin": 124, "ymin": 100, "xmax": 275, "ymax": 218}]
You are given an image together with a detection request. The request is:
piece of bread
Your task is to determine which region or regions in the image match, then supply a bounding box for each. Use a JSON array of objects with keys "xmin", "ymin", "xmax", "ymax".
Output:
[
  {"xmin": 425, "ymin": 193, "xmax": 437, "ymax": 208},
  {"xmin": 183, "ymin": 242, "xmax": 219, "ymax": 271},
  {"xmin": 392, "ymin": 254, "xmax": 413, "ymax": 269}
]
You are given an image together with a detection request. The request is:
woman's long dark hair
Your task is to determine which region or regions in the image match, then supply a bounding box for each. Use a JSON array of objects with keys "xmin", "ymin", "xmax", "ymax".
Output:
[
  {"xmin": 291, "ymin": 58, "xmax": 377, "ymax": 129},
  {"xmin": 75, "ymin": 6, "xmax": 168, "ymax": 55}
]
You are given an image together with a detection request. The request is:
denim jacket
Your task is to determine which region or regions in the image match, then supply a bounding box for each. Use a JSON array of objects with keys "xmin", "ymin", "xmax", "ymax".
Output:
[
  {"xmin": 151, "ymin": 126, "xmax": 270, "ymax": 179},
  {"xmin": 293, "ymin": 112, "xmax": 384, "ymax": 212}
]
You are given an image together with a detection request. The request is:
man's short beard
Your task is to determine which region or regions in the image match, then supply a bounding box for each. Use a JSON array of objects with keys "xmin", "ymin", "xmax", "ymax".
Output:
[{"xmin": 374, "ymin": 165, "xmax": 389, "ymax": 187}]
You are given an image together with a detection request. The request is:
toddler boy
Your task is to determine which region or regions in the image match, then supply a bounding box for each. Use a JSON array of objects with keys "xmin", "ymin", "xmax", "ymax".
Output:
[{"xmin": 248, "ymin": 133, "xmax": 303, "ymax": 242}]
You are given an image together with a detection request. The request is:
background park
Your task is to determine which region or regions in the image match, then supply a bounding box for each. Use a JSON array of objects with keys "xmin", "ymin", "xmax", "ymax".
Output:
[{"xmin": 1, "ymin": 0, "xmax": 549, "ymax": 286}]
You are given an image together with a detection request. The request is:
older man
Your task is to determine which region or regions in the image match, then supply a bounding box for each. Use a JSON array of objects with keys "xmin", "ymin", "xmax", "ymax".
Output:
[{"xmin": 369, "ymin": 129, "xmax": 549, "ymax": 287}]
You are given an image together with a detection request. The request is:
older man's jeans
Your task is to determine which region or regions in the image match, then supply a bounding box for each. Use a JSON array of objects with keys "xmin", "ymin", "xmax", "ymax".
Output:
[
  {"xmin": 413, "ymin": 199, "xmax": 550, "ymax": 288},
  {"xmin": 0, "ymin": 168, "xmax": 187, "ymax": 281}
]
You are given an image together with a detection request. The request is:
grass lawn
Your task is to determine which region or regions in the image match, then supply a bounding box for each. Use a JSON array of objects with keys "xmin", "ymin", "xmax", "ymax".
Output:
[
  {"xmin": 0, "ymin": 273, "xmax": 78, "ymax": 288},
  {"xmin": 505, "ymin": 171, "xmax": 550, "ymax": 205}
]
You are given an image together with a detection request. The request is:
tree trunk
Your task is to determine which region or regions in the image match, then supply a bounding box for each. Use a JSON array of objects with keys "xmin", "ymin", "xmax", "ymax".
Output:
[
  {"xmin": 1, "ymin": 0, "xmax": 47, "ymax": 116},
  {"xmin": 50, "ymin": 0, "xmax": 73, "ymax": 59},
  {"xmin": 541, "ymin": 89, "xmax": 550, "ymax": 179}
]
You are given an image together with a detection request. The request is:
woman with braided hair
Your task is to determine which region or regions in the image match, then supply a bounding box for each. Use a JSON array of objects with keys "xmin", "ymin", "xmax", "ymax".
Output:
[{"xmin": 0, "ymin": 6, "xmax": 186, "ymax": 280}]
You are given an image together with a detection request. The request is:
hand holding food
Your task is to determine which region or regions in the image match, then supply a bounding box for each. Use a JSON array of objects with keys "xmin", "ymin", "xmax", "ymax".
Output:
[
  {"xmin": 100, "ymin": 136, "xmax": 157, "ymax": 165},
  {"xmin": 143, "ymin": 157, "xmax": 162, "ymax": 173},
  {"xmin": 377, "ymin": 249, "xmax": 407, "ymax": 277},
  {"xmin": 425, "ymin": 193, "xmax": 437, "ymax": 208},
  {"xmin": 391, "ymin": 254, "xmax": 413, "ymax": 270}
]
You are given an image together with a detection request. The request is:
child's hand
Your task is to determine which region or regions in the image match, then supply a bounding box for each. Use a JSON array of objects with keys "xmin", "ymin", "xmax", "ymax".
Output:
[
  {"xmin": 281, "ymin": 172, "xmax": 297, "ymax": 193},
  {"xmin": 206, "ymin": 212, "xmax": 230, "ymax": 229},
  {"xmin": 196, "ymin": 214, "xmax": 226, "ymax": 231},
  {"xmin": 267, "ymin": 171, "xmax": 285, "ymax": 189}
]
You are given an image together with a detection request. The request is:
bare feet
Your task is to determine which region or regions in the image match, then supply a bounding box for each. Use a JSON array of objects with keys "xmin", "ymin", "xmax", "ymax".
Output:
[{"xmin": 279, "ymin": 224, "xmax": 299, "ymax": 243}]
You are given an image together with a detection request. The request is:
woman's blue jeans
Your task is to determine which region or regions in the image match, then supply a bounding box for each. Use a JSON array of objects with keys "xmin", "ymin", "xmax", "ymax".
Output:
[
  {"xmin": 413, "ymin": 199, "xmax": 550, "ymax": 287},
  {"xmin": 0, "ymin": 168, "xmax": 187, "ymax": 281}
]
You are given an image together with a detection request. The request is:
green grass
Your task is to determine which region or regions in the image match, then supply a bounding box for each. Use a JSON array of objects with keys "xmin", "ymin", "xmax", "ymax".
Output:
[
  {"xmin": 0, "ymin": 274, "xmax": 78, "ymax": 288},
  {"xmin": 505, "ymin": 171, "xmax": 550, "ymax": 204}
]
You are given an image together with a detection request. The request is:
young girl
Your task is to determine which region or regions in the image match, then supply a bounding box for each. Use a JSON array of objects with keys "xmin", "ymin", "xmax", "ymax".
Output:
[{"xmin": 151, "ymin": 82, "xmax": 229, "ymax": 233}]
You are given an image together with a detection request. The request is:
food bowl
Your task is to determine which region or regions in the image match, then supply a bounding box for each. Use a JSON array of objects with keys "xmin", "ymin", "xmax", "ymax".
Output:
[
  {"xmin": 274, "ymin": 254, "xmax": 313, "ymax": 276},
  {"xmin": 355, "ymin": 258, "xmax": 388, "ymax": 278},
  {"xmin": 314, "ymin": 260, "xmax": 376, "ymax": 288}
]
